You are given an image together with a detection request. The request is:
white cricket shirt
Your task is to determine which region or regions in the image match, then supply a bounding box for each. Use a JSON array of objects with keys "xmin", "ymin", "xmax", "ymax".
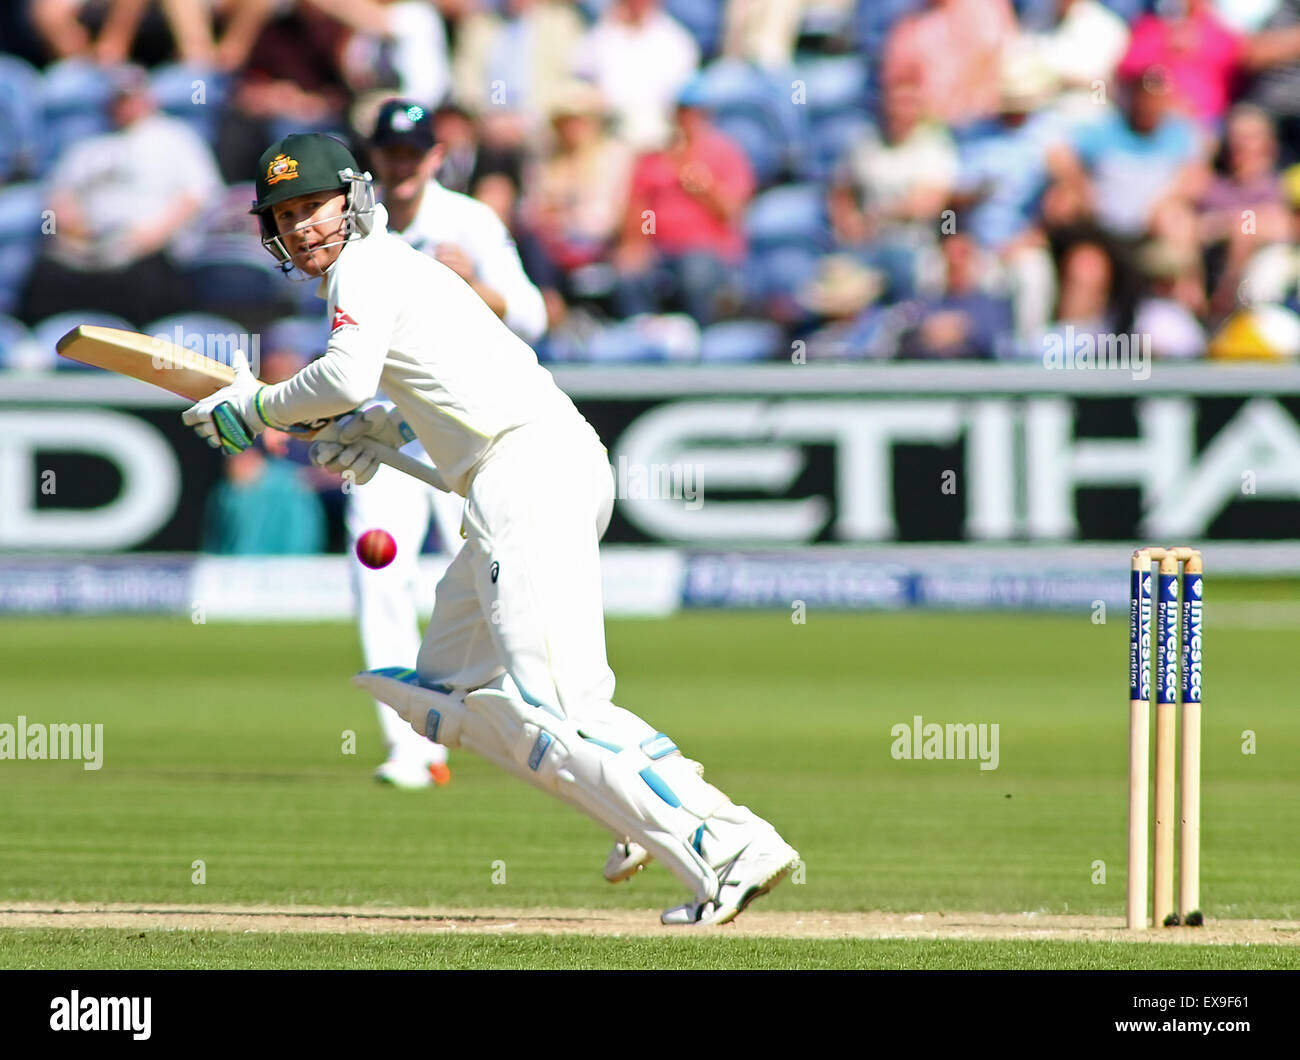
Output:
[
  {"xmin": 259, "ymin": 204, "xmax": 586, "ymax": 496},
  {"xmin": 393, "ymin": 179, "xmax": 548, "ymax": 342}
]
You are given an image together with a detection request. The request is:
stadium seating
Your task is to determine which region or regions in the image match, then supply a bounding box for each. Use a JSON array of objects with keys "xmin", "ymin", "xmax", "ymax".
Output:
[
  {"xmin": 182, "ymin": 257, "xmax": 293, "ymax": 329},
  {"xmin": 744, "ymin": 182, "xmax": 831, "ymax": 310},
  {"xmin": 0, "ymin": 314, "xmax": 34, "ymax": 369},
  {"xmin": 747, "ymin": 182, "xmax": 829, "ymax": 244},
  {"xmin": 800, "ymin": 1, "xmax": 856, "ymax": 42},
  {"xmin": 0, "ymin": 54, "xmax": 40, "ymax": 181},
  {"xmin": 38, "ymin": 60, "xmax": 113, "ymax": 175},
  {"xmin": 0, "ymin": 0, "xmax": 1257, "ymax": 369},
  {"xmin": 802, "ymin": 109, "xmax": 874, "ymax": 182},
  {"xmin": 587, "ymin": 314, "xmax": 701, "ymax": 362},
  {"xmin": 664, "ymin": 0, "xmax": 725, "ymax": 58},
  {"xmin": 172, "ymin": 181, "xmax": 293, "ymax": 326},
  {"xmin": 151, "ymin": 64, "xmax": 229, "ymax": 145},
  {"xmin": 0, "ymin": 181, "xmax": 43, "ymax": 315},
  {"xmin": 792, "ymin": 56, "xmax": 874, "ymax": 181},
  {"xmin": 33, "ymin": 311, "xmax": 135, "ymax": 372},
  {"xmin": 0, "ymin": 182, "xmax": 43, "ymax": 242},
  {"xmin": 694, "ymin": 59, "xmax": 798, "ymax": 186},
  {"xmin": 1099, "ymin": 0, "xmax": 1147, "ymax": 20},
  {"xmin": 145, "ymin": 312, "xmax": 249, "ymax": 367},
  {"xmin": 797, "ymin": 55, "xmax": 869, "ymax": 117},
  {"xmin": 853, "ymin": 0, "xmax": 927, "ymax": 61},
  {"xmin": 699, "ymin": 319, "xmax": 784, "ymax": 362},
  {"xmin": 0, "ymin": 241, "xmax": 35, "ymax": 317}
]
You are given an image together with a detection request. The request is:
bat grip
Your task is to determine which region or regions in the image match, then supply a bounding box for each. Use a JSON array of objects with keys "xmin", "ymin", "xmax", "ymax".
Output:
[{"xmin": 356, "ymin": 440, "xmax": 449, "ymax": 492}]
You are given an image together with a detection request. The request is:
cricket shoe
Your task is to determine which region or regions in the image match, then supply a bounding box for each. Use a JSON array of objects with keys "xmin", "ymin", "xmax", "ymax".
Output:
[
  {"xmin": 603, "ymin": 839, "xmax": 652, "ymax": 882},
  {"xmin": 374, "ymin": 758, "xmax": 452, "ymax": 789},
  {"xmin": 660, "ymin": 833, "xmax": 800, "ymax": 926}
]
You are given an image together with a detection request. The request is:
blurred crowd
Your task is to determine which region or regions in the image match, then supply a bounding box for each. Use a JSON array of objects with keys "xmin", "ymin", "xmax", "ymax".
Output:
[{"xmin": 5, "ymin": 0, "xmax": 1300, "ymax": 368}]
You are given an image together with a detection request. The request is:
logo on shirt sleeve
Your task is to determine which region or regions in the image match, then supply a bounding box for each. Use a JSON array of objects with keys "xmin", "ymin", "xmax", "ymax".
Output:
[{"xmin": 332, "ymin": 307, "xmax": 359, "ymax": 332}]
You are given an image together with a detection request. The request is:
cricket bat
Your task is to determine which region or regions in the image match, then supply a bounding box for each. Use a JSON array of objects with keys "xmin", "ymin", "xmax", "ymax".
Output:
[{"xmin": 57, "ymin": 325, "xmax": 445, "ymax": 491}]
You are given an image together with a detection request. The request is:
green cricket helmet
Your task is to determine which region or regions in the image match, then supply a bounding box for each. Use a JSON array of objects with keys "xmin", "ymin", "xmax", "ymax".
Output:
[{"xmin": 249, "ymin": 133, "xmax": 376, "ymax": 270}]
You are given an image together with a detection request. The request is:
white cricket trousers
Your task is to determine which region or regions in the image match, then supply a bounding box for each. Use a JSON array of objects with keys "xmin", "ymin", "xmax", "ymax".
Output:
[{"xmin": 416, "ymin": 419, "xmax": 616, "ymax": 723}]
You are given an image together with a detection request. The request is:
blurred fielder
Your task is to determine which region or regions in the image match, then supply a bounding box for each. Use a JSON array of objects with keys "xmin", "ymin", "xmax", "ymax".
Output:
[
  {"xmin": 346, "ymin": 99, "xmax": 548, "ymax": 789},
  {"xmin": 181, "ymin": 132, "xmax": 799, "ymax": 924}
]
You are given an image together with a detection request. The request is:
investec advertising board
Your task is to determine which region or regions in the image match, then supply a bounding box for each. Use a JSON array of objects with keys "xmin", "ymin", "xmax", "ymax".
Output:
[{"xmin": 2, "ymin": 363, "xmax": 1299, "ymax": 552}]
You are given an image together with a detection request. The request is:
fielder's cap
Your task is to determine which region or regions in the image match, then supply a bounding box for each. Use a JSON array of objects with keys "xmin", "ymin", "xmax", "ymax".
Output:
[
  {"xmin": 252, "ymin": 133, "xmax": 359, "ymax": 214},
  {"xmin": 371, "ymin": 99, "xmax": 436, "ymax": 151}
]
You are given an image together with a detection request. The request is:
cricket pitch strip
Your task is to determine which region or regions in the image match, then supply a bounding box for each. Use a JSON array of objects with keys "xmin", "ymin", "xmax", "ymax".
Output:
[{"xmin": 1, "ymin": 903, "xmax": 1297, "ymax": 945}]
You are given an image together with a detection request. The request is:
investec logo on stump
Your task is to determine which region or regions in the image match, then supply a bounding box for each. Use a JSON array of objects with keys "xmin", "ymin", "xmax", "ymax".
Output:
[
  {"xmin": 1184, "ymin": 577, "xmax": 1203, "ymax": 701},
  {"xmin": 50, "ymin": 992, "xmax": 150, "ymax": 1040}
]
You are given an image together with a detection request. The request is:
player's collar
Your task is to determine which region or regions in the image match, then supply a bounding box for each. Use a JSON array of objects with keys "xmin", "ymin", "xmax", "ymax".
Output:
[{"xmin": 314, "ymin": 203, "xmax": 390, "ymax": 295}]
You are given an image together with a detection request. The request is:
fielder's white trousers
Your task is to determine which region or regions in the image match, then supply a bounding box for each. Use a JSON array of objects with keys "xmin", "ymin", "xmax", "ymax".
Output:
[{"xmin": 346, "ymin": 451, "xmax": 463, "ymax": 767}]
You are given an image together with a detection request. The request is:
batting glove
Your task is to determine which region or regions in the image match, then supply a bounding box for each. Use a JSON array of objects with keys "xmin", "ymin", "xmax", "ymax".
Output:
[
  {"xmin": 309, "ymin": 405, "xmax": 415, "ymax": 485},
  {"xmin": 181, "ymin": 350, "xmax": 268, "ymax": 455}
]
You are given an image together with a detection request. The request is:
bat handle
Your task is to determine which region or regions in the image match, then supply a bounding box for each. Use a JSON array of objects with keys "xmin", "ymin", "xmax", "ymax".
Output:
[{"xmin": 356, "ymin": 440, "xmax": 449, "ymax": 492}]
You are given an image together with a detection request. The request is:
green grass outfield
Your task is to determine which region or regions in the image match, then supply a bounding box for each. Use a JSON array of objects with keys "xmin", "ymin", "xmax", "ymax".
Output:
[
  {"xmin": 1, "ymin": 585, "xmax": 1296, "ymax": 969},
  {"xmin": 5, "ymin": 929, "xmax": 1300, "ymax": 970}
]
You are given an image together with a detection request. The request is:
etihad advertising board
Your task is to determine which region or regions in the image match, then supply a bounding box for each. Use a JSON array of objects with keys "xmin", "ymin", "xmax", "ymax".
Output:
[{"xmin": 1, "ymin": 364, "xmax": 1298, "ymax": 552}]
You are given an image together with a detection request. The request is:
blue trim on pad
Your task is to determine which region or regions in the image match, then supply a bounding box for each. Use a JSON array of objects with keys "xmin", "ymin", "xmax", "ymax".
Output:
[
  {"xmin": 640, "ymin": 733, "xmax": 677, "ymax": 760},
  {"xmin": 362, "ymin": 666, "xmax": 453, "ymax": 695},
  {"xmin": 511, "ymin": 674, "xmax": 565, "ymax": 720},
  {"xmin": 639, "ymin": 767, "xmax": 682, "ymax": 807},
  {"xmin": 367, "ymin": 666, "xmax": 417, "ymax": 682}
]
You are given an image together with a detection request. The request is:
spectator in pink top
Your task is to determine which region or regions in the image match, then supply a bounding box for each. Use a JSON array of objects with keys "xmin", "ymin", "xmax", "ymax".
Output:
[
  {"xmin": 882, "ymin": 0, "xmax": 1019, "ymax": 128},
  {"xmin": 1120, "ymin": 0, "xmax": 1300, "ymax": 131},
  {"xmin": 1118, "ymin": 0, "xmax": 1244, "ymax": 126},
  {"xmin": 612, "ymin": 80, "xmax": 755, "ymax": 325}
]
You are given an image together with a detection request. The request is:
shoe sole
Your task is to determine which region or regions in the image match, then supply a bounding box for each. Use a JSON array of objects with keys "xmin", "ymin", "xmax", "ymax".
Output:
[
  {"xmin": 604, "ymin": 849, "xmax": 653, "ymax": 884},
  {"xmin": 706, "ymin": 850, "xmax": 800, "ymax": 926},
  {"xmin": 373, "ymin": 771, "xmax": 432, "ymax": 790}
]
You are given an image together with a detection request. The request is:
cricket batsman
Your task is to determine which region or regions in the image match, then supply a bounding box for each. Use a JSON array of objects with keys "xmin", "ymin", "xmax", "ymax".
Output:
[
  {"xmin": 347, "ymin": 99, "xmax": 548, "ymax": 790},
  {"xmin": 181, "ymin": 132, "xmax": 799, "ymax": 925}
]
